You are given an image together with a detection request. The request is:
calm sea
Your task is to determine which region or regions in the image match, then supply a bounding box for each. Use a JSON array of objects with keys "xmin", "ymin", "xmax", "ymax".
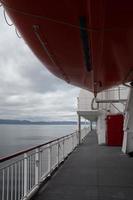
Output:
[{"xmin": 0, "ymin": 125, "xmax": 77, "ymax": 158}]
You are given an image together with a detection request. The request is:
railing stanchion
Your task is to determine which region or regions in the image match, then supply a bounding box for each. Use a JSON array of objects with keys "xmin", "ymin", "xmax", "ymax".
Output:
[
  {"xmin": 63, "ymin": 138, "xmax": 65, "ymax": 160},
  {"xmin": 24, "ymin": 153, "xmax": 28, "ymax": 198},
  {"xmin": 48, "ymin": 144, "xmax": 51, "ymax": 174},
  {"xmin": 2, "ymin": 170, "xmax": 5, "ymax": 200},
  {"xmin": 35, "ymin": 148, "xmax": 39, "ymax": 186},
  {"xmin": 58, "ymin": 140, "xmax": 60, "ymax": 166},
  {"xmin": 72, "ymin": 134, "xmax": 74, "ymax": 150}
]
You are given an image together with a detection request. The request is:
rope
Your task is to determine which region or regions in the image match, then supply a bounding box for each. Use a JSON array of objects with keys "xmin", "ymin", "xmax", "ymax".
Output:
[
  {"xmin": 3, "ymin": 9, "xmax": 13, "ymax": 26},
  {"xmin": 2, "ymin": 3, "xmax": 22, "ymax": 39},
  {"xmin": 15, "ymin": 27, "xmax": 21, "ymax": 38}
]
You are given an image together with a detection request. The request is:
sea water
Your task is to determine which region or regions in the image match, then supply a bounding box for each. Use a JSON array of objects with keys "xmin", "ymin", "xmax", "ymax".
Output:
[{"xmin": 0, "ymin": 124, "xmax": 77, "ymax": 157}]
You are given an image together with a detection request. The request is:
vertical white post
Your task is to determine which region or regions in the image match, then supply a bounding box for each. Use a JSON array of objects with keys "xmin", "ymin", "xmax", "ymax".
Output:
[
  {"xmin": 72, "ymin": 134, "xmax": 74, "ymax": 150},
  {"xmin": 122, "ymin": 88, "xmax": 133, "ymax": 155},
  {"xmin": 78, "ymin": 114, "xmax": 81, "ymax": 144},
  {"xmin": 24, "ymin": 153, "xmax": 28, "ymax": 197},
  {"xmin": 90, "ymin": 120, "xmax": 93, "ymax": 131},
  {"xmin": 35, "ymin": 148, "xmax": 39, "ymax": 185},
  {"xmin": 7, "ymin": 167, "xmax": 9, "ymax": 200},
  {"xmin": 57, "ymin": 141, "xmax": 60, "ymax": 166},
  {"xmin": 63, "ymin": 138, "xmax": 65, "ymax": 160},
  {"xmin": 76, "ymin": 131, "xmax": 78, "ymax": 146},
  {"xmin": 48, "ymin": 145, "xmax": 51, "ymax": 174},
  {"xmin": 118, "ymin": 86, "xmax": 121, "ymax": 100},
  {"xmin": 2, "ymin": 170, "xmax": 5, "ymax": 200},
  {"xmin": 85, "ymin": 119, "xmax": 87, "ymax": 129}
]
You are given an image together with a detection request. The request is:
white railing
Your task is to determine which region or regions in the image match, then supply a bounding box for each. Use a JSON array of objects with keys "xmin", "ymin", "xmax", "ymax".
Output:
[
  {"xmin": 96, "ymin": 86, "xmax": 128, "ymax": 104},
  {"xmin": 0, "ymin": 128, "xmax": 89, "ymax": 200},
  {"xmin": 80, "ymin": 127, "xmax": 89, "ymax": 141},
  {"xmin": 96, "ymin": 86, "xmax": 129, "ymax": 113}
]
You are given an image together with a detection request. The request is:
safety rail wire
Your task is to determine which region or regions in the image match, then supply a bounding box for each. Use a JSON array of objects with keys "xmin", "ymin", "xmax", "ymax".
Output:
[{"xmin": 0, "ymin": 128, "xmax": 89, "ymax": 200}]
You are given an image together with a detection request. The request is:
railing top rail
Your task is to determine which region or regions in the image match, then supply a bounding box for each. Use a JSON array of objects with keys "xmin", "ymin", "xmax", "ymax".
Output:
[{"xmin": 0, "ymin": 131, "xmax": 77, "ymax": 163}]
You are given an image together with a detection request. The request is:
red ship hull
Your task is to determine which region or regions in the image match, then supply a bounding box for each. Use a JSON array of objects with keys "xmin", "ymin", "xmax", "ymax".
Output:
[{"xmin": 2, "ymin": 0, "xmax": 133, "ymax": 94}]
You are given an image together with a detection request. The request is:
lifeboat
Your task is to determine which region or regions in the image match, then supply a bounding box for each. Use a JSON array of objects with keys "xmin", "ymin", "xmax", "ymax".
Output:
[{"xmin": 1, "ymin": 0, "xmax": 133, "ymax": 95}]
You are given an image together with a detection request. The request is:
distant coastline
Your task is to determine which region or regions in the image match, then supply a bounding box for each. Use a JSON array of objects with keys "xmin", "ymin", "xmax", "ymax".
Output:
[{"xmin": 0, "ymin": 119, "xmax": 87, "ymax": 125}]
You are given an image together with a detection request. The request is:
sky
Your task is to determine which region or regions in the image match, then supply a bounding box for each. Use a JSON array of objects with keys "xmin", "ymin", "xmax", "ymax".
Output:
[{"xmin": 0, "ymin": 8, "xmax": 80, "ymax": 121}]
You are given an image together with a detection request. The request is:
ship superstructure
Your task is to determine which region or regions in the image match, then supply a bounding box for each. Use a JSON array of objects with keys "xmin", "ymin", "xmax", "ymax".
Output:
[{"xmin": 1, "ymin": 1, "xmax": 133, "ymax": 199}]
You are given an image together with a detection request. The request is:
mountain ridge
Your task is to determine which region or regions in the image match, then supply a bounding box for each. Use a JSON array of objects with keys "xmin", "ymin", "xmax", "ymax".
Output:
[{"xmin": 0, "ymin": 119, "xmax": 79, "ymax": 125}]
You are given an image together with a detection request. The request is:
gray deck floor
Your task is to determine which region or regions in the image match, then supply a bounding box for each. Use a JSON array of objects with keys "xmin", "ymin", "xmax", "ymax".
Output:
[{"xmin": 32, "ymin": 131, "xmax": 133, "ymax": 200}]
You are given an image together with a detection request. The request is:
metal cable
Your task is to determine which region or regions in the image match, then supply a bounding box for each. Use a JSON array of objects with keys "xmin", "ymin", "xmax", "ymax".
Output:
[
  {"xmin": 91, "ymin": 97, "xmax": 99, "ymax": 110},
  {"xmin": 111, "ymin": 103, "xmax": 122, "ymax": 113},
  {"xmin": 3, "ymin": 9, "xmax": 13, "ymax": 26}
]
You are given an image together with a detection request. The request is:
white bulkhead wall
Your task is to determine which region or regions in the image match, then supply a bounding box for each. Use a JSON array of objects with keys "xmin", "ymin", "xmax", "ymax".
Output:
[
  {"xmin": 78, "ymin": 89, "xmax": 94, "ymax": 111},
  {"xmin": 78, "ymin": 86, "xmax": 129, "ymax": 146}
]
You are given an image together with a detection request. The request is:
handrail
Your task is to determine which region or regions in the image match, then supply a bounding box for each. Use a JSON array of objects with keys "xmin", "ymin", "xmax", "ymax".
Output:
[
  {"xmin": 0, "ymin": 131, "xmax": 75, "ymax": 163},
  {"xmin": 0, "ymin": 128, "xmax": 89, "ymax": 200}
]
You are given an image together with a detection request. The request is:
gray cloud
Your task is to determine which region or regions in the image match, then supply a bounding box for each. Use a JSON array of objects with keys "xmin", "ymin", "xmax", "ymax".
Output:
[{"xmin": 0, "ymin": 8, "xmax": 79, "ymax": 121}]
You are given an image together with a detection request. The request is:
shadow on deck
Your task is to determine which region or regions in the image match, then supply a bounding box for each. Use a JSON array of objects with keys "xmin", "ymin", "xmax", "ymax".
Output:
[{"xmin": 32, "ymin": 131, "xmax": 133, "ymax": 200}]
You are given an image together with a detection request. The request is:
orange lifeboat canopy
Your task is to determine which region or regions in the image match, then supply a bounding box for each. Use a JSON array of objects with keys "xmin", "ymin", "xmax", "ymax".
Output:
[{"xmin": 2, "ymin": 0, "xmax": 133, "ymax": 95}]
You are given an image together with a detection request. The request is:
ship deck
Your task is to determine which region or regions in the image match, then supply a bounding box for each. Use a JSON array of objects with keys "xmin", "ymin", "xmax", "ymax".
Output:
[{"xmin": 32, "ymin": 131, "xmax": 133, "ymax": 200}]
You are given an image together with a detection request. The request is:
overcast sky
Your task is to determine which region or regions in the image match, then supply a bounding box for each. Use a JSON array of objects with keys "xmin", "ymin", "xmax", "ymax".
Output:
[{"xmin": 0, "ymin": 8, "xmax": 80, "ymax": 121}]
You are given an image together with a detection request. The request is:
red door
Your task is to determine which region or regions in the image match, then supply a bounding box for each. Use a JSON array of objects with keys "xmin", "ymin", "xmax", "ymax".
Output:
[{"xmin": 106, "ymin": 114, "xmax": 124, "ymax": 146}]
